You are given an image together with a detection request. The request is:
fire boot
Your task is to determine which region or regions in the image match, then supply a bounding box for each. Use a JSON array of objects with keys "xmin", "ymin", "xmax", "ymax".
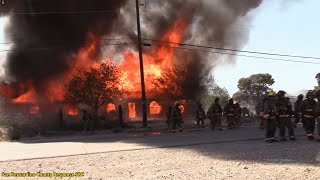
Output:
[
  {"xmin": 265, "ymin": 138, "xmax": 272, "ymax": 143},
  {"xmin": 279, "ymin": 137, "xmax": 288, "ymax": 141},
  {"xmin": 289, "ymin": 136, "xmax": 296, "ymax": 141},
  {"xmin": 307, "ymin": 134, "xmax": 314, "ymax": 140},
  {"xmin": 270, "ymin": 137, "xmax": 278, "ymax": 143}
]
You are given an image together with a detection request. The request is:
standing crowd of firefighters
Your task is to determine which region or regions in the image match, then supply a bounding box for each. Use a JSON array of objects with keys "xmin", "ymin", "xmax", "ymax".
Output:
[
  {"xmin": 166, "ymin": 98, "xmax": 244, "ymax": 132},
  {"xmin": 166, "ymin": 89, "xmax": 320, "ymax": 143},
  {"xmin": 256, "ymin": 90, "xmax": 320, "ymax": 143}
]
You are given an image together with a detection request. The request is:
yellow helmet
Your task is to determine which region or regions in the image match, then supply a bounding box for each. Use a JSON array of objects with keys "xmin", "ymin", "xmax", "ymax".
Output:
[{"xmin": 267, "ymin": 90, "xmax": 276, "ymax": 97}]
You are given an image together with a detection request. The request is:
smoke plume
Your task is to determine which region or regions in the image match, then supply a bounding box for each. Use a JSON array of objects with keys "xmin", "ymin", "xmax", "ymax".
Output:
[
  {"xmin": 1, "ymin": 0, "xmax": 264, "ymax": 100},
  {"xmin": 105, "ymin": 0, "xmax": 263, "ymax": 99},
  {"xmin": 0, "ymin": 0, "xmax": 127, "ymax": 88}
]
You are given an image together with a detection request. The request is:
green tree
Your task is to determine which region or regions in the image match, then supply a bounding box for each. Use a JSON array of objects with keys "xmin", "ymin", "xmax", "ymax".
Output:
[
  {"xmin": 204, "ymin": 85, "xmax": 230, "ymax": 107},
  {"xmin": 236, "ymin": 73, "xmax": 274, "ymax": 105},
  {"xmin": 232, "ymin": 91, "xmax": 250, "ymax": 104},
  {"xmin": 64, "ymin": 61, "xmax": 122, "ymax": 123}
]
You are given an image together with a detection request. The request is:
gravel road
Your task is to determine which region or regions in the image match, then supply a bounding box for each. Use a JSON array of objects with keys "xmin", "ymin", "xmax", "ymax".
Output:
[{"xmin": 0, "ymin": 124, "xmax": 319, "ymax": 180}]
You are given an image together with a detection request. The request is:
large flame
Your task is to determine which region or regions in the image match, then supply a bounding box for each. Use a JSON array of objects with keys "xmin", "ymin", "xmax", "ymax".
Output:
[
  {"xmin": 0, "ymin": 18, "xmax": 188, "ymax": 114},
  {"xmin": 120, "ymin": 18, "xmax": 187, "ymax": 95}
]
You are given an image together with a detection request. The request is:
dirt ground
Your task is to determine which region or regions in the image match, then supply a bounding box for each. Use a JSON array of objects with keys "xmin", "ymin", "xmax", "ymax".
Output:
[{"xmin": 0, "ymin": 124, "xmax": 319, "ymax": 180}]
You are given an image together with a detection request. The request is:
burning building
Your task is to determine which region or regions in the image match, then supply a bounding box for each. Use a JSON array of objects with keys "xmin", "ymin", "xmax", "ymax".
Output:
[{"xmin": 0, "ymin": 0, "xmax": 264, "ymax": 130}]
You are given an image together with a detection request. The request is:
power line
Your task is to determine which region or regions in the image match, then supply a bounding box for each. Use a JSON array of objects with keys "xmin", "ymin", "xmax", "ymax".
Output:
[
  {"xmin": 4, "ymin": 10, "xmax": 117, "ymax": 15},
  {"xmin": 146, "ymin": 43, "xmax": 320, "ymax": 65},
  {"xmin": 0, "ymin": 38, "xmax": 136, "ymax": 45},
  {"xmin": 143, "ymin": 38, "xmax": 320, "ymax": 60},
  {"xmin": 0, "ymin": 43, "xmax": 137, "ymax": 53},
  {"xmin": 1, "ymin": 40, "xmax": 320, "ymax": 65}
]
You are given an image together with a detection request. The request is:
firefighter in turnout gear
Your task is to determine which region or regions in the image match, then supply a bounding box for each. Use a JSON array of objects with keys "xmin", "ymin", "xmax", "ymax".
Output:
[
  {"xmin": 166, "ymin": 106, "xmax": 173, "ymax": 129},
  {"xmin": 256, "ymin": 97, "xmax": 267, "ymax": 129},
  {"xmin": 294, "ymin": 94, "xmax": 304, "ymax": 128},
  {"xmin": 196, "ymin": 103, "xmax": 206, "ymax": 128},
  {"xmin": 300, "ymin": 90, "xmax": 317, "ymax": 140},
  {"xmin": 224, "ymin": 98, "xmax": 236, "ymax": 129},
  {"xmin": 207, "ymin": 98, "xmax": 223, "ymax": 130},
  {"xmin": 234, "ymin": 102, "xmax": 242, "ymax": 127},
  {"xmin": 276, "ymin": 91, "xmax": 296, "ymax": 141},
  {"xmin": 263, "ymin": 90, "xmax": 278, "ymax": 143},
  {"xmin": 170, "ymin": 103, "xmax": 183, "ymax": 132},
  {"xmin": 316, "ymin": 91, "xmax": 320, "ymax": 142}
]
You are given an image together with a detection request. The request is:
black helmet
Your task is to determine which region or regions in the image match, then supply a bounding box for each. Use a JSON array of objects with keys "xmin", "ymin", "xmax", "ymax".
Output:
[
  {"xmin": 306, "ymin": 90, "xmax": 314, "ymax": 98},
  {"xmin": 229, "ymin": 98, "xmax": 234, "ymax": 104},
  {"xmin": 298, "ymin": 94, "xmax": 303, "ymax": 99},
  {"xmin": 277, "ymin": 90, "xmax": 286, "ymax": 96}
]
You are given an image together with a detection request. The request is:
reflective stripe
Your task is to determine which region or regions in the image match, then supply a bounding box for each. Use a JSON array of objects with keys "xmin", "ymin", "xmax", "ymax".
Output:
[
  {"xmin": 304, "ymin": 115, "xmax": 315, "ymax": 118},
  {"xmin": 279, "ymin": 115, "xmax": 290, "ymax": 118}
]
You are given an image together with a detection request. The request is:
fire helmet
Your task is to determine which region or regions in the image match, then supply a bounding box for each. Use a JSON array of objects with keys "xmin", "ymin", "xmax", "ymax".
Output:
[
  {"xmin": 267, "ymin": 90, "xmax": 276, "ymax": 97},
  {"xmin": 306, "ymin": 90, "xmax": 314, "ymax": 98},
  {"xmin": 298, "ymin": 94, "xmax": 303, "ymax": 99},
  {"xmin": 277, "ymin": 90, "xmax": 286, "ymax": 96}
]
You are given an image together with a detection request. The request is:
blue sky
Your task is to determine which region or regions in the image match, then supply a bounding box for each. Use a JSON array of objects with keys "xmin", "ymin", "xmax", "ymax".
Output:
[{"xmin": 214, "ymin": 0, "xmax": 320, "ymax": 96}]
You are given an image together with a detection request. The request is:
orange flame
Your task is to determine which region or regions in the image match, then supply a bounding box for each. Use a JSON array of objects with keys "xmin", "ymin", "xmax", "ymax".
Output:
[
  {"xmin": 150, "ymin": 101, "xmax": 162, "ymax": 115},
  {"xmin": 0, "ymin": 18, "xmax": 188, "ymax": 110},
  {"xmin": 12, "ymin": 87, "xmax": 38, "ymax": 104},
  {"xmin": 29, "ymin": 105, "xmax": 40, "ymax": 115},
  {"xmin": 120, "ymin": 18, "xmax": 188, "ymax": 96},
  {"xmin": 106, "ymin": 103, "xmax": 116, "ymax": 113},
  {"xmin": 128, "ymin": 103, "xmax": 136, "ymax": 118},
  {"xmin": 63, "ymin": 104, "xmax": 79, "ymax": 116}
]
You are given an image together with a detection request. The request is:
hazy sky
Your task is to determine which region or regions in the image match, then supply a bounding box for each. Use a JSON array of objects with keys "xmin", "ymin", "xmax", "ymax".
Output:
[{"xmin": 214, "ymin": 0, "xmax": 320, "ymax": 96}]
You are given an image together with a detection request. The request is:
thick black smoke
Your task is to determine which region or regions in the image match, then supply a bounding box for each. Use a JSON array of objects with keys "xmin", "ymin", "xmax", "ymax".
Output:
[
  {"xmin": 0, "ymin": 0, "xmax": 127, "ymax": 88},
  {"xmin": 1, "ymin": 0, "xmax": 264, "ymax": 101},
  {"xmin": 105, "ymin": 0, "xmax": 263, "ymax": 100}
]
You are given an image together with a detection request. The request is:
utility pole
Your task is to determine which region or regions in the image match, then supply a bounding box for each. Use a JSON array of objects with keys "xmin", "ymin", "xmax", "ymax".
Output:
[{"xmin": 136, "ymin": 0, "xmax": 148, "ymax": 127}]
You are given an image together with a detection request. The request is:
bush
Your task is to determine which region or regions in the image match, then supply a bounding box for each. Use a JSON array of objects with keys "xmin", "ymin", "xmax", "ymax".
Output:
[{"xmin": 0, "ymin": 112, "xmax": 41, "ymax": 141}]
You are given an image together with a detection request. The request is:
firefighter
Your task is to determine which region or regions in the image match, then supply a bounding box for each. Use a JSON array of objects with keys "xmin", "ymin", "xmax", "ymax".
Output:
[
  {"xmin": 293, "ymin": 94, "xmax": 304, "ymax": 128},
  {"xmin": 285, "ymin": 97, "xmax": 296, "ymax": 140},
  {"xmin": 224, "ymin": 98, "xmax": 236, "ymax": 129},
  {"xmin": 170, "ymin": 103, "xmax": 183, "ymax": 132},
  {"xmin": 166, "ymin": 106, "xmax": 173, "ymax": 130},
  {"xmin": 196, "ymin": 103, "xmax": 206, "ymax": 128},
  {"xmin": 276, "ymin": 91, "xmax": 296, "ymax": 141},
  {"xmin": 256, "ymin": 97, "xmax": 267, "ymax": 129},
  {"xmin": 263, "ymin": 90, "xmax": 278, "ymax": 143},
  {"xmin": 234, "ymin": 102, "xmax": 242, "ymax": 127},
  {"xmin": 316, "ymin": 91, "xmax": 320, "ymax": 142},
  {"xmin": 82, "ymin": 109, "xmax": 92, "ymax": 135},
  {"xmin": 300, "ymin": 90, "xmax": 317, "ymax": 140},
  {"xmin": 207, "ymin": 98, "xmax": 223, "ymax": 130}
]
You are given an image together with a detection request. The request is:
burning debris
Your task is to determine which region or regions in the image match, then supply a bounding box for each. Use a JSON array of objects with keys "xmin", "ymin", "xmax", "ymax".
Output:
[
  {"xmin": 128, "ymin": 102, "xmax": 136, "ymax": 118},
  {"xmin": 106, "ymin": 103, "xmax": 116, "ymax": 113},
  {"xmin": 149, "ymin": 101, "xmax": 162, "ymax": 115}
]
